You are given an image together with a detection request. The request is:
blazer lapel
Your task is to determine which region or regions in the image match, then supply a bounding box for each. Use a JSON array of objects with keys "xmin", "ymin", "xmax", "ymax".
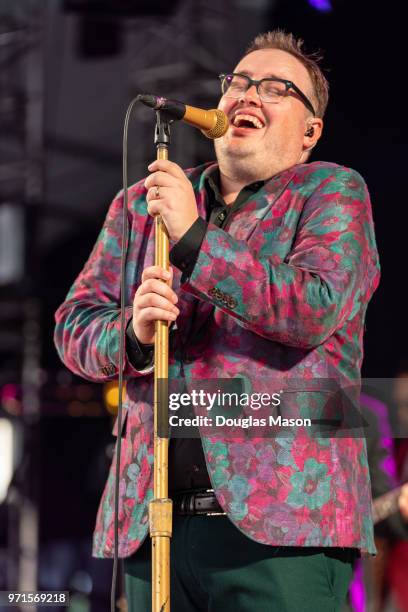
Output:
[
  {"xmin": 176, "ymin": 164, "xmax": 298, "ymax": 344},
  {"xmin": 225, "ymin": 166, "xmax": 297, "ymax": 241}
]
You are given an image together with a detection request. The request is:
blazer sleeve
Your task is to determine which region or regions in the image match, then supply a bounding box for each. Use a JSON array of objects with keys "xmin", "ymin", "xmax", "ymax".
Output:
[
  {"xmin": 181, "ymin": 167, "xmax": 380, "ymax": 349},
  {"xmin": 54, "ymin": 191, "xmax": 152, "ymax": 382}
]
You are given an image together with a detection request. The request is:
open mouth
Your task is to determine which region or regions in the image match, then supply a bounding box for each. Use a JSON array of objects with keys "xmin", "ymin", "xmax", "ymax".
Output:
[{"xmin": 232, "ymin": 114, "xmax": 265, "ymax": 129}]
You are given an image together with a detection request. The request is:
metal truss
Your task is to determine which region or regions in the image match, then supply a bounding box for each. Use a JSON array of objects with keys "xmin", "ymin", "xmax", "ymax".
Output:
[
  {"xmin": 0, "ymin": 0, "xmax": 45, "ymax": 212},
  {"xmin": 126, "ymin": 0, "xmax": 266, "ymax": 177},
  {"xmin": 0, "ymin": 0, "xmax": 45, "ymax": 597},
  {"xmin": 0, "ymin": 0, "xmax": 44, "ymax": 396}
]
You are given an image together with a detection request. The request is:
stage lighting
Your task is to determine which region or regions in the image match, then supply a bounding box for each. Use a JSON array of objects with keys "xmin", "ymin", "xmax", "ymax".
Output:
[
  {"xmin": 0, "ymin": 418, "xmax": 13, "ymax": 504},
  {"xmin": 308, "ymin": 0, "xmax": 333, "ymax": 12}
]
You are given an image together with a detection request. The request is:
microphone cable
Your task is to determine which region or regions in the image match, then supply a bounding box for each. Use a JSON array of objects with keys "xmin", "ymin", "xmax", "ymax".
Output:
[
  {"xmin": 110, "ymin": 96, "xmax": 139, "ymax": 612},
  {"xmin": 109, "ymin": 92, "xmax": 223, "ymax": 609}
]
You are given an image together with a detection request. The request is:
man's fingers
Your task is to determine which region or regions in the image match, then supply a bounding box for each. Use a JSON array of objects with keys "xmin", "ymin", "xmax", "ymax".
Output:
[
  {"xmin": 141, "ymin": 266, "xmax": 172, "ymax": 283},
  {"xmin": 147, "ymin": 159, "xmax": 185, "ymax": 179},
  {"xmin": 146, "ymin": 186, "xmax": 164, "ymax": 202},
  {"xmin": 137, "ymin": 278, "xmax": 178, "ymax": 302},
  {"xmin": 398, "ymin": 483, "xmax": 408, "ymax": 520},
  {"xmin": 139, "ymin": 307, "xmax": 178, "ymax": 323},
  {"xmin": 144, "ymin": 170, "xmax": 180, "ymax": 191},
  {"xmin": 137, "ymin": 292, "xmax": 179, "ymax": 314}
]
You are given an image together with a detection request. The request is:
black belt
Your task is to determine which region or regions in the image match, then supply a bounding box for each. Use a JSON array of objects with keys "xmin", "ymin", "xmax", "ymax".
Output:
[{"xmin": 172, "ymin": 489, "xmax": 226, "ymax": 516}]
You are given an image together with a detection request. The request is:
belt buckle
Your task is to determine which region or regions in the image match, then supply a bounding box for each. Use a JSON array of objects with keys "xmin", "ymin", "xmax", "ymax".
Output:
[
  {"xmin": 179, "ymin": 492, "xmax": 193, "ymax": 514},
  {"xmin": 187, "ymin": 492, "xmax": 196, "ymax": 514},
  {"xmin": 204, "ymin": 488, "xmax": 226, "ymax": 516},
  {"xmin": 176, "ymin": 488, "xmax": 227, "ymax": 516}
]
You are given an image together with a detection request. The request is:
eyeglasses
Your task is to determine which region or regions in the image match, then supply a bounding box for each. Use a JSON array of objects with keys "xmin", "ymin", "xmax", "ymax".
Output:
[{"xmin": 219, "ymin": 73, "xmax": 316, "ymax": 116}]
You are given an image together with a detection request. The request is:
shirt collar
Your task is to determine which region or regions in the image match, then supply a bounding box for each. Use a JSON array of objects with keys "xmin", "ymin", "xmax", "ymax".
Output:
[{"xmin": 205, "ymin": 167, "xmax": 266, "ymax": 207}]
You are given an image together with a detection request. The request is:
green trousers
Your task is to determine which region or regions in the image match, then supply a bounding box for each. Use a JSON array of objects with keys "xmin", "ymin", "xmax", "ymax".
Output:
[{"xmin": 124, "ymin": 515, "xmax": 357, "ymax": 612}]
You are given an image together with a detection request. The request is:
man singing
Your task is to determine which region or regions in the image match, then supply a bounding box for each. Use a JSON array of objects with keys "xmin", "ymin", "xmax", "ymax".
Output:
[{"xmin": 55, "ymin": 30, "xmax": 380, "ymax": 611}]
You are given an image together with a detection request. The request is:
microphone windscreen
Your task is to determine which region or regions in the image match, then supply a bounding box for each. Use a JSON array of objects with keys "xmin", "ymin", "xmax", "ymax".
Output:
[{"xmin": 202, "ymin": 109, "xmax": 229, "ymax": 139}]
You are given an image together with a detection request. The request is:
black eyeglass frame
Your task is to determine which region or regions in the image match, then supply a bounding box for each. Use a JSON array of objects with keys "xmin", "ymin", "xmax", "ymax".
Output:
[{"xmin": 219, "ymin": 72, "xmax": 316, "ymax": 117}]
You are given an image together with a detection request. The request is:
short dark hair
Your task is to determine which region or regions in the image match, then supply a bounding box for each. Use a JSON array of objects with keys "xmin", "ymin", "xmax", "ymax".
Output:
[{"xmin": 245, "ymin": 30, "xmax": 329, "ymax": 118}]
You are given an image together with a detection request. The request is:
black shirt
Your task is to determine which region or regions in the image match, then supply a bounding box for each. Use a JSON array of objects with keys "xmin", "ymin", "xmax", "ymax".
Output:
[{"xmin": 126, "ymin": 168, "xmax": 265, "ymax": 492}]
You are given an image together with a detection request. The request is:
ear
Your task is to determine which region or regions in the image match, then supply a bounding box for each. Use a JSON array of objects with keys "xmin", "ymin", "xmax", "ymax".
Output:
[{"xmin": 302, "ymin": 117, "xmax": 323, "ymax": 152}]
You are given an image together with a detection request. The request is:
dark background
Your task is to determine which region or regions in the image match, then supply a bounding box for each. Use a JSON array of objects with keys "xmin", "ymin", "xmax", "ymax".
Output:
[{"xmin": 0, "ymin": 0, "xmax": 406, "ymax": 607}]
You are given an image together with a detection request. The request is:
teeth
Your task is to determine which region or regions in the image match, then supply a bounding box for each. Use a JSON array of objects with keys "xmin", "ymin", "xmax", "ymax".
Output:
[{"xmin": 233, "ymin": 114, "xmax": 264, "ymax": 129}]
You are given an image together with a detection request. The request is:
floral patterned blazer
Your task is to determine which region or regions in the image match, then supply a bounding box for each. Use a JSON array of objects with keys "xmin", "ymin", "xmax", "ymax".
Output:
[{"xmin": 54, "ymin": 160, "xmax": 380, "ymax": 557}]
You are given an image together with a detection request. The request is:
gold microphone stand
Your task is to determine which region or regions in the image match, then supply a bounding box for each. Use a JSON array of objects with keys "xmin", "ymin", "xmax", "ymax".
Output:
[
  {"xmin": 146, "ymin": 104, "xmax": 228, "ymax": 611},
  {"xmin": 149, "ymin": 111, "xmax": 172, "ymax": 612}
]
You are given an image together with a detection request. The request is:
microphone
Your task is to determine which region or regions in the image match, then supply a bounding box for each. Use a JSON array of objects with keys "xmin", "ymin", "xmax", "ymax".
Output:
[{"xmin": 136, "ymin": 94, "xmax": 229, "ymax": 139}]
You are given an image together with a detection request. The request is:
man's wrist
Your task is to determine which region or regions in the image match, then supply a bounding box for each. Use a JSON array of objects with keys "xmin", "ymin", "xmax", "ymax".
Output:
[
  {"xmin": 126, "ymin": 319, "xmax": 154, "ymax": 370},
  {"xmin": 170, "ymin": 217, "xmax": 207, "ymax": 278}
]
